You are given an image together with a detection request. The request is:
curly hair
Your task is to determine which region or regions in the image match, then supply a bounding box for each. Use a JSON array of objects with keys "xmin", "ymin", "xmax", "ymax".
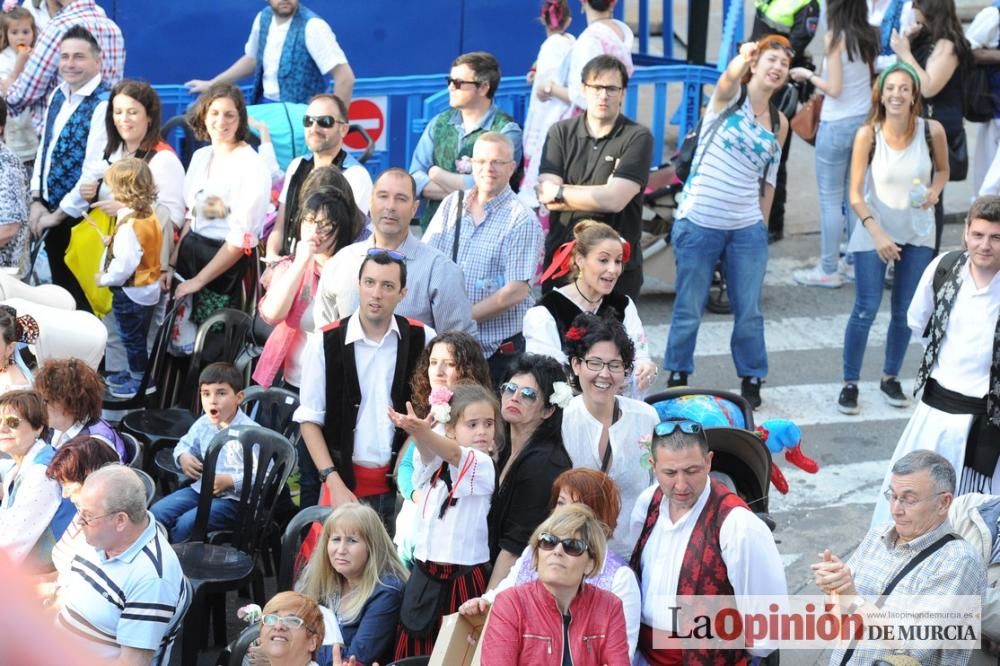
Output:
[
  {"xmin": 34, "ymin": 358, "xmax": 105, "ymax": 423},
  {"xmin": 499, "ymin": 353, "xmax": 567, "ymax": 464},
  {"xmin": 563, "ymin": 312, "xmax": 635, "ymax": 390},
  {"xmin": 410, "ymin": 332, "xmax": 491, "ymax": 418},
  {"xmin": 104, "ymin": 157, "xmax": 157, "ymax": 216},
  {"xmin": 187, "ymin": 82, "xmax": 250, "ymax": 144}
]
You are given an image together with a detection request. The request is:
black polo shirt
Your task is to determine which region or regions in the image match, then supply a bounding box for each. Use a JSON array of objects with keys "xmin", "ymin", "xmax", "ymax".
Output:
[{"xmin": 539, "ymin": 113, "xmax": 653, "ymax": 273}]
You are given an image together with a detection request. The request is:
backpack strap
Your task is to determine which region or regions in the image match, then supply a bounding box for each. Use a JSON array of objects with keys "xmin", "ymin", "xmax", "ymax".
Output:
[
  {"xmin": 867, "ymin": 119, "xmax": 935, "ymax": 168},
  {"xmin": 688, "ymin": 85, "xmax": 748, "ymax": 180}
]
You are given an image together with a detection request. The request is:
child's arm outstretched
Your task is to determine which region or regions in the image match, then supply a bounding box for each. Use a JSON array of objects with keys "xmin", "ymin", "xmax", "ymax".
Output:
[{"xmin": 388, "ymin": 402, "xmax": 462, "ymax": 467}]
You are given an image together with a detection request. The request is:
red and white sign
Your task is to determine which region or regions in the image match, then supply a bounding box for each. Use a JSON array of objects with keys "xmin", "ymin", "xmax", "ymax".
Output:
[{"xmin": 345, "ymin": 96, "xmax": 387, "ymax": 152}]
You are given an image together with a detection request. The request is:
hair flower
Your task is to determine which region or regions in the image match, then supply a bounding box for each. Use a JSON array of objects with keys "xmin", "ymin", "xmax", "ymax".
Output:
[
  {"xmin": 549, "ymin": 381, "xmax": 573, "ymax": 409},
  {"xmin": 237, "ymin": 603, "xmax": 262, "ymax": 625},
  {"xmin": 565, "ymin": 325, "xmax": 586, "ymax": 341},
  {"xmin": 430, "ymin": 403, "xmax": 452, "ymax": 424},
  {"xmin": 429, "ymin": 387, "xmax": 454, "ymax": 406},
  {"xmin": 2, "ymin": 0, "xmax": 17, "ymax": 12}
]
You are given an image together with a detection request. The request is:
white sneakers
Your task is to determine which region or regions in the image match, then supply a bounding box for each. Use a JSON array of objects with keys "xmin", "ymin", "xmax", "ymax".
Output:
[{"xmin": 793, "ymin": 264, "xmax": 844, "ymax": 289}]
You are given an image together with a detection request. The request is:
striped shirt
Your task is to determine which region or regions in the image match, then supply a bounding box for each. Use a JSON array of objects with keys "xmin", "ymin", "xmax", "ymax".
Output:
[
  {"xmin": 423, "ymin": 186, "xmax": 542, "ymax": 357},
  {"xmin": 57, "ymin": 513, "xmax": 190, "ymax": 664},
  {"xmin": 677, "ymin": 91, "xmax": 781, "ymax": 230}
]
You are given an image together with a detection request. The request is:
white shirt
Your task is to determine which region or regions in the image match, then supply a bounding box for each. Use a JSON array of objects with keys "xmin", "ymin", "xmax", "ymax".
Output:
[
  {"xmin": 86, "ymin": 146, "xmax": 187, "ymax": 231},
  {"xmin": 244, "ymin": 11, "xmax": 348, "ymax": 101},
  {"xmin": 22, "ymin": 0, "xmax": 54, "ymax": 31},
  {"xmin": 0, "ymin": 439, "xmax": 63, "ymax": 564},
  {"xmin": 0, "ymin": 48, "xmax": 39, "ymax": 161},
  {"xmin": 293, "ymin": 312, "xmax": 435, "ymax": 466},
  {"xmin": 31, "ymin": 75, "xmax": 108, "ymax": 216},
  {"xmin": 411, "ymin": 446, "xmax": 494, "ymax": 565},
  {"xmin": 908, "ymin": 254, "xmax": 1000, "ymax": 397},
  {"xmin": 967, "ymin": 5, "xmax": 1000, "ymax": 50},
  {"xmin": 629, "ymin": 482, "xmax": 787, "ymax": 658},
  {"xmin": 97, "ymin": 207, "xmax": 161, "ymax": 306},
  {"xmin": 561, "ymin": 395, "xmax": 659, "ymax": 558},
  {"xmin": 279, "ymin": 154, "xmax": 373, "ymax": 215}
]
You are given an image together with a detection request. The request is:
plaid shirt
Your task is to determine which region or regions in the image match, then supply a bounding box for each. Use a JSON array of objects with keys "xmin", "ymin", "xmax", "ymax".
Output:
[
  {"xmin": 6, "ymin": 0, "xmax": 125, "ymax": 131},
  {"xmin": 423, "ymin": 185, "xmax": 542, "ymax": 357},
  {"xmin": 829, "ymin": 520, "xmax": 987, "ymax": 666}
]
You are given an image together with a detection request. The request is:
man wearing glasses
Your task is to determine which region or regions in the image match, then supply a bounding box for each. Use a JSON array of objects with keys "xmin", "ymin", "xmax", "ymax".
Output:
[
  {"xmin": 629, "ymin": 420, "xmax": 785, "ymax": 665},
  {"xmin": 535, "ymin": 54, "xmax": 653, "ymax": 300},
  {"xmin": 814, "ymin": 451, "xmax": 986, "ymax": 666},
  {"xmin": 409, "ymin": 51, "xmax": 523, "ymax": 230},
  {"xmin": 56, "ymin": 465, "xmax": 190, "ymax": 664},
  {"xmin": 266, "ymin": 93, "xmax": 374, "ymax": 259}
]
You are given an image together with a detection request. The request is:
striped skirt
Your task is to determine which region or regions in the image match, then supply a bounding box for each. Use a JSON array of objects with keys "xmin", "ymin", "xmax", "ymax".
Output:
[{"xmin": 393, "ymin": 559, "xmax": 490, "ymax": 659}]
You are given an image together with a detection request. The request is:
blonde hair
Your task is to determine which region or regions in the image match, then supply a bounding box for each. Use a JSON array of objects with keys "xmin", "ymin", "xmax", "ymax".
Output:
[
  {"xmin": 570, "ymin": 220, "xmax": 625, "ymax": 280},
  {"xmin": 262, "ymin": 591, "xmax": 324, "ymax": 638},
  {"xmin": 296, "ymin": 503, "xmax": 408, "ymax": 624},
  {"xmin": 530, "ymin": 504, "xmax": 607, "ymax": 577},
  {"xmin": 0, "ymin": 8, "xmax": 36, "ymax": 53},
  {"xmin": 104, "ymin": 157, "xmax": 157, "ymax": 217}
]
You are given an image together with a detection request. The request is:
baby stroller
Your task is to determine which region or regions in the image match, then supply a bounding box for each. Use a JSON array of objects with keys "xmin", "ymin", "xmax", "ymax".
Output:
[{"xmin": 645, "ymin": 387, "xmax": 774, "ymax": 531}]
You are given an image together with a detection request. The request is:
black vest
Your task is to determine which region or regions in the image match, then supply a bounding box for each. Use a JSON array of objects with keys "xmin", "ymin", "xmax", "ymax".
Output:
[
  {"xmin": 320, "ymin": 314, "xmax": 426, "ymax": 490},
  {"xmin": 281, "ymin": 151, "xmax": 352, "ymax": 255},
  {"xmin": 536, "ymin": 290, "xmax": 630, "ymax": 343}
]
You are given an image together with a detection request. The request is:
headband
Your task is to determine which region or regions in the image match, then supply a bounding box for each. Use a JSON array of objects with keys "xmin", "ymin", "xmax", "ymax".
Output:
[{"xmin": 877, "ymin": 61, "xmax": 921, "ymax": 93}]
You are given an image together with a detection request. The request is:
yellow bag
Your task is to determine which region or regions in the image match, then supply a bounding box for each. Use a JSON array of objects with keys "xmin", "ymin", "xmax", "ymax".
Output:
[{"xmin": 65, "ymin": 208, "xmax": 114, "ymax": 317}]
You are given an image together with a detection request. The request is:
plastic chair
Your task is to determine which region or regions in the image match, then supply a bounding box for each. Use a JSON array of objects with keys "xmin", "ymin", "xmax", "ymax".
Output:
[
  {"xmin": 277, "ymin": 504, "xmax": 332, "ymax": 592},
  {"xmin": 173, "ymin": 426, "xmax": 296, "ymax": 665},
  {"xmin": 386, "ymin": 657, "xmax": 431, "ymax": 666},
  {"xmin": 220, "ymin": 624, "xmax": 260, "ymax": 666},
  {"xmin": 104, "ymin": 301, "xmax": 181, "ymax": 413},
  {"xmin": 241, "ymin": 385, "xmax": 301, "ymax": 446},
  {"xmin": 121, "ymin": 432, "xmax": 142, "ymax": 468},
  {"xmin": 133, "ymin": 468, "xmax": 157, "ymax": 508}
]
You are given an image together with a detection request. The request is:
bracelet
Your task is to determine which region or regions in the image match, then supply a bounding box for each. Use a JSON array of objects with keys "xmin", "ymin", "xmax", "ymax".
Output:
[
  {"xmin": 861, "ymin": 215, "xmax": 874, "ymax": 226},
  {"xmin": 31, "ymin": 196, "xmax": 45, "ymax": 205}
]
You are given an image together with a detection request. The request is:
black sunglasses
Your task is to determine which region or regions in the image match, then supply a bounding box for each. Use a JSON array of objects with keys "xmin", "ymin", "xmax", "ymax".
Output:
[
  {"xmin": 499, "ymin": 382, "xmax": 538, "ymax": 402},
  {"xmin": 654, "ymin": 420, "xmax": 704, "ymax": 437},
  {"xmin": 302, "ymin": 114, "xmax": 346, "ymax": 129},
  {"xmin": 538, "ymin": 532, "xmax": 590, "ymax": 557},
  {"xmin": 366, "ymin": 247, "xmax": 406, "ymax": 262},
  {"xmin": 446, "ymin": 77, "xmax": 481, "ymax": 89}
]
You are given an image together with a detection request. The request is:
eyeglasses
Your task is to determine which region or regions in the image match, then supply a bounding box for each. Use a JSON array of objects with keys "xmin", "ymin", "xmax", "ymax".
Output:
[
  {"xmin": 882, "ymin": 490, "xmax": 947, "ymax": 508},
  {"xmin": 302, "ymin": 115, "xmax": 347, "ymax": 129},
  {"xmin": 500, "ymin": 382, "xmax": 539, "ymax": 402},
  {"xmin": 366, "ymin": 247, "xmax": 406, "ymax": 262},
  {"xmin": 584, "ymin": 83, "xmax": 624, "ymax": 97},
  {"xmin": 447, "ymin": 77, "xmax": 482, "ymax": 89},
  {"xmin": 654, "ymin": 420, "xmax": 704, "ymax": 437},
  {"xmin": 262, "ymin": 614, "xmax": 311, "ymax": 631},
  {"xmin": 0, "ymin": 414, "xmax": 21, "ymax": 429},
  {"xmin": 79, "ymin": 512, "xmax": 115, "ymax": 527},
  {"xmin": 301, "ymin": 215, "xmax": 336, "ymax": 238},
  {"xmin": 471, "ymin": 159, "xmax": 514, "ymax": 169},
  {"xmin": 580, "ymin": 357, "xmax": 626, "ymax": 373},
  {"xmin": 538, "ymin": 532, "xmax": 590, "ymax": 557}
]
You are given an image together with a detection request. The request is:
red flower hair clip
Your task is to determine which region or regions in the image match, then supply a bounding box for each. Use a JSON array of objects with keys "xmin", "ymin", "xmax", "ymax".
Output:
[{"xmin": 566, "ymin": 326, "xmax": 586, "ymax": 341}]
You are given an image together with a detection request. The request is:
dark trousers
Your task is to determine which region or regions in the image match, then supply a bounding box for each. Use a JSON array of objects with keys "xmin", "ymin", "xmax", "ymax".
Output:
[
  {"xmin": 44, "ymin": 219, "xmax": 91, "ymax": 313},
  {"xmin": 360, "ymin": 491, "xmax": 397, "ymax": 537},
  {"xmin": 296, "ymin": 437, "xmax": 321, "ymax": 509},
  {"xmin": 768, "ymin": 127, "xmax": 793, "ymax": 235},
  {"xmin": 111, "ymin": 288, "xmax": 154, "ymax": 377}
]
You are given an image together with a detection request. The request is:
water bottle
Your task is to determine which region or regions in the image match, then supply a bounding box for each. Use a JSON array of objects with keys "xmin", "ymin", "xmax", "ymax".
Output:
[
  {"xmin": 909, "ymin": 178, "xmax": 934, "ymax": 238},
  {"xmin": 909, "ymin": 178, "xmax": 927, "ymax": 209}
]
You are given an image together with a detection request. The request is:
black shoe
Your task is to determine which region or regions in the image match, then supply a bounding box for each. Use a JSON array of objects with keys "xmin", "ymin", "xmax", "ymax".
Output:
[
  {"xmin": 880, "ymin": 377, "xmax": 909, "ymax": 408},
  {"xmin": 767, "ymin": 229, "xmax": 783, "ymax": 244},
  {"xmin": 838, "ymin": 383, "xmax": 860, "ymax": 415},
  {"xmin": 666, "ymin": 371, "xmax": 688, "ymax": 388},
  {"xmin": 741, "ymin": 377, "xmax": 763, "ymax": 410}
]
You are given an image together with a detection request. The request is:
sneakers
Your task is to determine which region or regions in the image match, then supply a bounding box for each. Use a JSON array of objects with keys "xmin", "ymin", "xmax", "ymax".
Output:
[
  {"xmin": 838, "ymin": 383, "xmax": 860, "ymax": 415},
  {"xmin": 666, "ymin": 371, "xmax": 688, "ymax": 388},
  {"xmin": 741, "ymin": 377, "xmax": 763, "ymax": 410},
  {"xmin": 104, "ymin": 370, "xmax": 131, "ymax": 389},
  {"xmin": 837, "ymin": 256, "xmax": 855, "ymax": 282},
  {"xmin": 793, "ymin": 264, "xmax": 843, "ymax": 289},
  {"xmin": 880, "ymin": 377, "xmax": 909, "ymax": 408},
  {"xmin": 109, "ymin": 376, "xmax": 141, "ymax": 399}
]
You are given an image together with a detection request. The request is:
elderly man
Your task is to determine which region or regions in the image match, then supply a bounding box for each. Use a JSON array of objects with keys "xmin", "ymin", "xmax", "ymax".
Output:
[
  {"xmin": 815, "ymin": 450, "xmax": 987, "ymax": 666},
  {"xmin": 409, "ymin": 51, "xmax": 522, "ymax": 230},
  {"xmin": 629, "ymin": 420, "xmax": 785, "ymax": 666},
  {"xmin": 186, "ymin": 0, "xmax": 354, "ymax": 105},
  {"xmin": 266, "ymin": 93, "xmax": 374, "ymax": 259},
  {"xmin": 56, "ymin": 465, "xmax": 189, "ymax": 664},
  {"xmin": 422, "ymin": 132, "xmax": 542, "ymax": 384}
]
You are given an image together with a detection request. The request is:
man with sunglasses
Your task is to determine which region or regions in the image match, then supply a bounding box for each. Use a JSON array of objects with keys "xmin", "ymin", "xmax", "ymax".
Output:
[
  {"xmin": 629, "ymin": 420, "xmax": 785, "ymax": 665},
  {"xmin": 185, "ymin": 0, "xmax": 354, "ymax": 106},
  {"xmin": 535, "ymin": 54, "xmax": 653, "ymax": 300},
  {"xmin": 266, "ymin": 93, "xmax": 373, "ymax": 259},
  {"xmin": 408, "ymin": 51, "xmax": 522, "ymax": 230}
]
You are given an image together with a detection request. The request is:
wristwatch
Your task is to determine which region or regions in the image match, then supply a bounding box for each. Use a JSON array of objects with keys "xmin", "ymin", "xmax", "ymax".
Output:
[
  {"xmin": 554, "ymin": 185, "xmax": 565, "ymax": 204},
  {"xmin": 318, "ymin": 465, "xmax": 338, "ymax": 483}
]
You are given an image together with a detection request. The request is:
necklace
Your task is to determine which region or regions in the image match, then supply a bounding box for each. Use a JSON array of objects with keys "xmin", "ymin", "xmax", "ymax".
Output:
[{"xmin": 574, "ymin": 280, "xmax": 602, "ymax": 306}]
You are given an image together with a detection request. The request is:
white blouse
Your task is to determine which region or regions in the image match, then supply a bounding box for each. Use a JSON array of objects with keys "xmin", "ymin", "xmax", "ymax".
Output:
[
  {"xmin": 86, "ymin": 146, "xmax": 187, "ymax": 230},
  {"xmin": 0, "ymin": 439, "xmax": 63, "ymax": 564}
]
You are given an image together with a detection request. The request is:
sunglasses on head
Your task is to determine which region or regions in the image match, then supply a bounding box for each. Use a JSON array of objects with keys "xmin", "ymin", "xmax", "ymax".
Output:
[
  {"xmin": 0, "ymin": 415, "xmax": 21, "ymax": 429},
  {"xmin": 653, "ymin": 420, "xmax": 704, "ymax": 437},
  {"xmin": 302, "ymin": 114, "xmax": 345, "ymax": 129},
  {"xmin": 366, "ymin": 247, "xmax": 406, "ymax": 262},
  {"xmin": 538, "ymin": 532, "xmax": 590, "ymax": 557},
  {"xmin": 500, "ymin": 382, "xmax": 538, "ymax": 402}
]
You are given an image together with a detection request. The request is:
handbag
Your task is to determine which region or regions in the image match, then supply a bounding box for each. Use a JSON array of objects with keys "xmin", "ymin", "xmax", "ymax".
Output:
[
  {"xmin": 64, "ymin": 208, "xmax": 114, "ymax": 316},
  {"xmin": 174, "ymin": 230, "xmax": 247, "ymax": 296},
  {"xmin": 790, "ymin": 94, "xmax": 823, "ymax": 145},
  {"xmin": 945, "ymin": 127, "xmax": 968, "ymax": 182},
  {"xmin": 399, "ymin": 561, "xmax": 464, "ymax": 638}
]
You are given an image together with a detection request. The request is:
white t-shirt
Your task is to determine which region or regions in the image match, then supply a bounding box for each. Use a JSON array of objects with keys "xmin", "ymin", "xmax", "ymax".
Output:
[
  {"xmin": 183, "ymin": 144, "xmax": 271, "ymax": 248},
  {"xmin": 243, "ymin": 11, "xmax": 348, "ymax": 101}
]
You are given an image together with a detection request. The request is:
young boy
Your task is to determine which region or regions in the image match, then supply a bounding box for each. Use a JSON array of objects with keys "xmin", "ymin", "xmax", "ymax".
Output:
[{"xmin": 150, "ymin": 362, "xmax": 256, "ymax": 543}]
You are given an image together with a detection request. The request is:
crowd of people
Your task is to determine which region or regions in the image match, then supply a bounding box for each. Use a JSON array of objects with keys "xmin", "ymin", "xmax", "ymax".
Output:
[{"xmin": 0, "ymin": 0, "xmax": 997, "ymax": 664}]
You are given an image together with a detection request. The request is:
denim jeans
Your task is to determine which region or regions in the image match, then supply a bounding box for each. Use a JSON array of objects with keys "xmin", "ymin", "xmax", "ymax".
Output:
[
  {"xmin": 842, "ymin": 245, "xmax": 935, "ymax": 382},
  {"xmin": 150, "ymin": 486, "xmax": 240, "ymax": 543},
  {"xmin": 111, "ymin": 288, "xmax": 154, "ymax": 378},
  {"xmin": 665, "ymin": 218, "xmax": 769, "ymax": 378},
  {"xmin": 816, "ymin": 114, "xmax": 866, "ymax": 273}
]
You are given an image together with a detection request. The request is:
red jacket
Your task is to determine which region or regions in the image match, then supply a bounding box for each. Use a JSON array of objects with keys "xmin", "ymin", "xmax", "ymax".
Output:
[{"xmin": 482, "ymin": 580, "xmax": 630, "ymax": 666}]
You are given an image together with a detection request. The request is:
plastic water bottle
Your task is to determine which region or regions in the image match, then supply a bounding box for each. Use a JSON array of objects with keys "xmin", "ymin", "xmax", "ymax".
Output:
[
  {"xmin": 909, "ymin": 178, "xmax": 927, "ymax": 209},
  {"xmin": 909, "ymin": 178, "xmax": 935, "ymax": 238}
]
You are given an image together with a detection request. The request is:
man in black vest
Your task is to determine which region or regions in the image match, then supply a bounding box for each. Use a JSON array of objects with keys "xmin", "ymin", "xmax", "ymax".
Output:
[{"xmin": 293, "ymin": 249, "xmax": 434, "ymax": 527}]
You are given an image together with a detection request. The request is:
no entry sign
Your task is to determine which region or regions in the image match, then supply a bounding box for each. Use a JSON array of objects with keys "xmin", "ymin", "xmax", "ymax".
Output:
[{"xmin": 346, "ymin": 96, "xmax": 387, "ymax": 151}]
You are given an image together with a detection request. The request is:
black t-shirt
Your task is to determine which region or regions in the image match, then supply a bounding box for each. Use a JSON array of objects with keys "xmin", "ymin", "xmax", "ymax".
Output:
[{"xmin": 539, "ymin": 114, "xmax": 653, "ymax": 273}]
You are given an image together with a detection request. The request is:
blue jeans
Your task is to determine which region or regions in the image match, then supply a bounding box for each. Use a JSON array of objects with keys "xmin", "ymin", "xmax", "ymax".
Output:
[
  {"xmin": 816, "ymin": 114, "xmax": 866, "ymax": 273},
  {"xmin": 842, "ymin": 245, "xmax": 935, "ymax": 382},
  {"xmin": 111, "ymin": 288, "xmax": 153, "ymax": 378},
  {"xmin": 665, "ymin": 218, "xmax": 769, "ymax": 378},
  {"xmin": 150, "ymin": 486, "xmax": 240, "ymax": 543}
]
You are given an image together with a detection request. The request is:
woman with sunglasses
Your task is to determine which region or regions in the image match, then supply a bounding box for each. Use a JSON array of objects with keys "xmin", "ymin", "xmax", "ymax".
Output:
[
  {"xmin": 480, "ymin": 504, "xmax": 630, "ymax": 666},
  {"xmin": 0, "ymin": 390, "xmax": 74, "ymax": 571},
  {"xmin": 172, "ymin": 82, "xmax": 271, "ymax": 321},
  {"xmin": 463, "ymin": 468, "xmax": 641, "ymax": 659},
  {"xmin": 255, "ymin": 592, "xmax": 327, "ymax": 666},
  {"xmin": 526, "ymin": 219, "xmax": 656, "ymax": 395},
  {"xmin": 486, "ymin": 354, "xmax": 573, "ymax": 590},
  {"xmin": 561, "ymin": 313, "xmax": 657, "ymax": 558}
]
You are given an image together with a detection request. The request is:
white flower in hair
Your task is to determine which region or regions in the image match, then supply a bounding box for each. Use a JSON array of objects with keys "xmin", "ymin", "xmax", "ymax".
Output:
[
  {"xmin": 430, "ymin": 402, "xmax": 452, "ymax": 424},
  {"xmin": 550, "ymin": 381, "xmax": 573, "ymax": 409}
]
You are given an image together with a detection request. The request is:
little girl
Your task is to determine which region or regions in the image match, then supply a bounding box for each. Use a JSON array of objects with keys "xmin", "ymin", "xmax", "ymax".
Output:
[
  {"xmin": 388, "ymin": 383, "xmax": 499, "ymax": 659},
  {"xmin": 0, "ymin": 6, "xmax": 37, "ymax": 167},
  {"xmin": 96, "ymin": 157, "xmax": 164, "ymax": 399}
]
